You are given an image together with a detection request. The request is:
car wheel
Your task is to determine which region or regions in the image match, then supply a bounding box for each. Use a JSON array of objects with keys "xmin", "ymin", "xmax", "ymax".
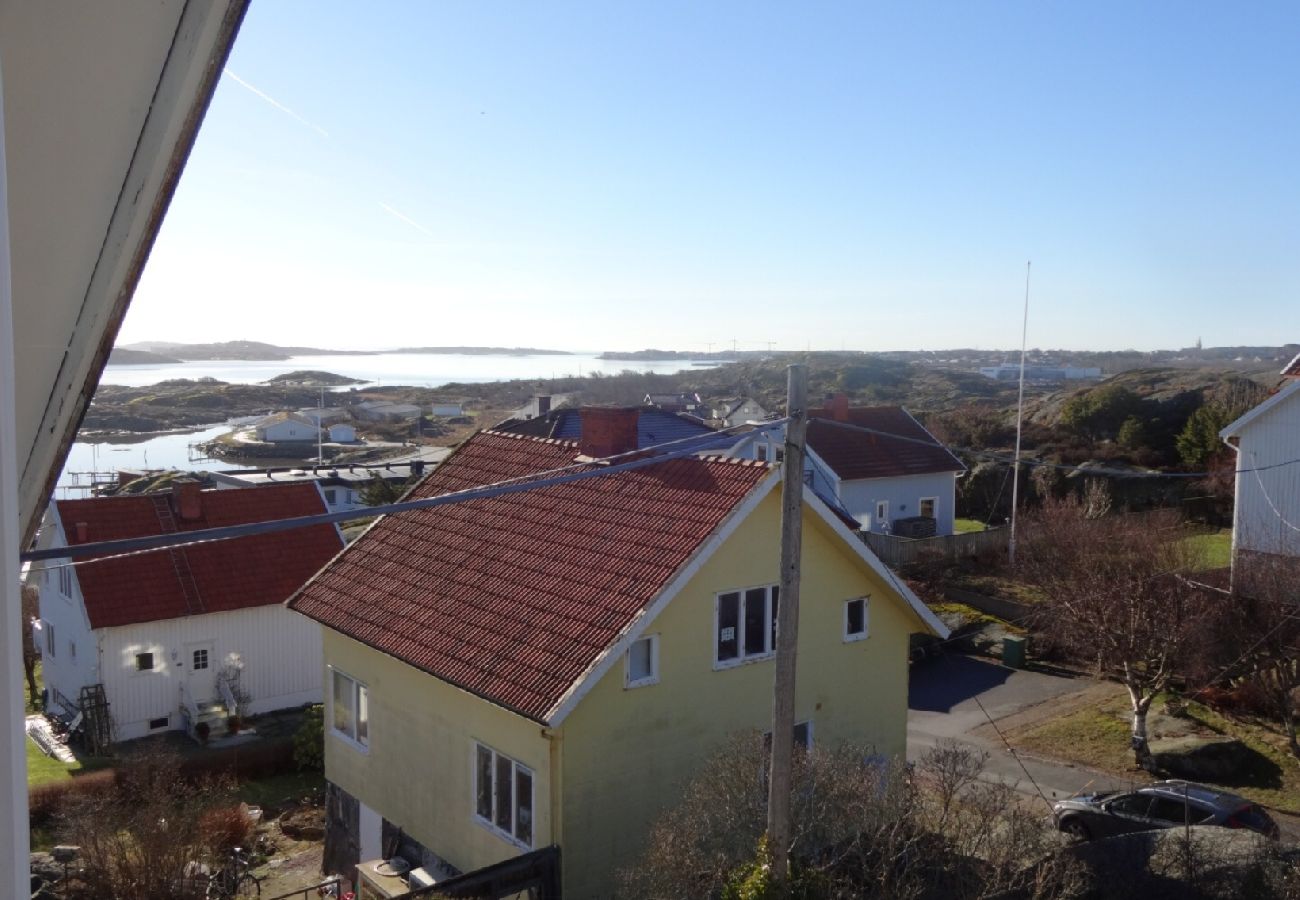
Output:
[{"xmin": 1061, "ymin": 818, "xmax": 1090, "ymax": 842}]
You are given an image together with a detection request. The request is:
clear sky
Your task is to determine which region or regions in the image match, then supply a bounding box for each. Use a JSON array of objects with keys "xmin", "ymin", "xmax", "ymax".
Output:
[{"xmin": 120, "ymin": 1, "xmax": 1300, "ymax": 353}]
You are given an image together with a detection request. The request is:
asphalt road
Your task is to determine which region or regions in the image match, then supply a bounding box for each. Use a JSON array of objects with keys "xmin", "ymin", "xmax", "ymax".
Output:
[{"xmin": 908, "ymin": 653, "xmax": 1134, "ymax": 809}]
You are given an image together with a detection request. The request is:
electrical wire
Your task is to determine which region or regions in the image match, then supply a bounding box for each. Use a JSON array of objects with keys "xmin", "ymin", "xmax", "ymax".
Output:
[{"xmin": 23, "ymin": 419, "xmax": 788, "ymax": 568}]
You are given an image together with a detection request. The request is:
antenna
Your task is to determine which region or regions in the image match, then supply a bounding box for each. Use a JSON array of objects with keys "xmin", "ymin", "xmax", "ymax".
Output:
[{"xmin": 1009, "ymin": 261, "xmax": 1031, "ymax": 566}]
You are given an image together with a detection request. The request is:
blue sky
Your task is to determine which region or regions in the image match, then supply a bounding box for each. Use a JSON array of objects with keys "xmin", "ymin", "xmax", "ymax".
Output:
[{"xmin": 121, "ymin": 1, "xmax": 1300, "ymax": 353}]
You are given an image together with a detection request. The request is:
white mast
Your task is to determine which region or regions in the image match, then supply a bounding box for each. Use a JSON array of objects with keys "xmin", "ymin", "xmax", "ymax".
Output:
[{"xmin": 1008, "ymin": 261, "xmax": 1031, "ymax": 566}]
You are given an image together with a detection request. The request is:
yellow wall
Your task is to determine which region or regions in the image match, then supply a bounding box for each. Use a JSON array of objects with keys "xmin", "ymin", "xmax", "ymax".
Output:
[
  {"xmin": 557, "ymin": 491, "xmax": 925, "ymax": 898},
  {"xmin": 322, "ymin": 630, "xmax": 553, "ymax": 875}
]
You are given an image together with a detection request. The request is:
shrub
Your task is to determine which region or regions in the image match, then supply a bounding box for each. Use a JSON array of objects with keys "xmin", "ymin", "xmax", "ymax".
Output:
[
  {"xmin": 199, "ymin": 804, "xmax": 255, "ymax": 854},
  {"xmin": 294, "ymin": 704, "xmax": 325, "ymax": 771}
]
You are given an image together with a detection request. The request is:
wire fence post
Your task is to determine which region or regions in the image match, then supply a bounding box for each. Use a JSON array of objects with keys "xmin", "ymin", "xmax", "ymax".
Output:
[{"xmin": 768, "ymin": 364, "xmax": 807, "ymax": 884}]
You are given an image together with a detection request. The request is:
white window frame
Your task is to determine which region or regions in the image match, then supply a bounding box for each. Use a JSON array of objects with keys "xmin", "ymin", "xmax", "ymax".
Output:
[
  {"xmin": 875, "ymin": 500, "xmax": 889, "ymax": 524},
  {"xmin": 45, "ymin": 621, "xmax": 55, "ymax": 658},
  {"xmin": 330, "ymin": 667, "xmax": 370, "ymax": 751},
  {"xmin": 713, "ymin": 584, "xmax": 779, "ymax": 669},
  {"xmin": 473, "ymin": 742, "xmax": 535, "ymax": 849},
  {"xmin": 624, "ymin": 634, "xmax": 660, "ymax": 688},
  {"xmin": 844, "ymin": 596, "xmax": 869, "ymax": 642},
  {"xmin": 919, "ymin": 496, "xmax": 938, "ymax": 519},
  {"xmin": 134, "ymin": 650, "xmax": 156, "ymax": 673},
  {"xmin": 58, "ymin": 564, "xmax": 73, "ymax": 599}
]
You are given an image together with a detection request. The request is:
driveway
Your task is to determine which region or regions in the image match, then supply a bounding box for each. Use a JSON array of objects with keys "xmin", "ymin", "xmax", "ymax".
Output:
[{"xmin": 908, "ymin": 653, "xmax": 1131, "ymax": 807}]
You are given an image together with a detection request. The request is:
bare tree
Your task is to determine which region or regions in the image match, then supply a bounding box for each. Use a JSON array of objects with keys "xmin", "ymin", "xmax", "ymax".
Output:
[{"xmin": 1018, "ymin": 495, "xmax": 1214, "ymax": 770}]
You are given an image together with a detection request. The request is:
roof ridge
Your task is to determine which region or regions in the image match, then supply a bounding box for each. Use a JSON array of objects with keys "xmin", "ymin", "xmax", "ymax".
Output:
[
  {"xmin": 697, "ymin": 454, "xmax": 771, "ymax": 468},
  {"xmin": 480, "ymin": 428, "xmax": 579, "ymax": 450}
]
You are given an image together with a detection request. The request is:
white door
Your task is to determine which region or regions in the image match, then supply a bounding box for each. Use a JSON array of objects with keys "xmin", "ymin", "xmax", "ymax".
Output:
[{"xmin": 185, "ymin": 640, "xmax": 217, "ymax": 703}]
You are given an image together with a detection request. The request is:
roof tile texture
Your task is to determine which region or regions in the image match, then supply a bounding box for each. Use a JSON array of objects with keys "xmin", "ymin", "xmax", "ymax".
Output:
[
  {"xmin": 806, "ymin": 406, "xmax": 965, "ymax": 480},
  {"xmin": 57, "ymin": 484, "xmax": 342, "ymax": 629},
  {"xmin": 289, "ymin": 430, "xmax": 771, "ymax": 722}
]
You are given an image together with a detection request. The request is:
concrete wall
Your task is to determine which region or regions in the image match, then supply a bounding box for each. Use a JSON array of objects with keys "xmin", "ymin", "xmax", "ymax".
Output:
[
  {"xmin": 557, "ymin": 490, "xmax": 923, "ymax": 898},
  {"xmin": 320, "ymin": 629, "xmax": 553, "ymax": 878}
]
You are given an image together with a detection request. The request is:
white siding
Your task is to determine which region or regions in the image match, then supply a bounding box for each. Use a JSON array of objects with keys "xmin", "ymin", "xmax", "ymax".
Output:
[
  {"xmin": 1233, "ymin": 390, "xmax": 1300, "ymax": 559},
  {"xmin": 258, "ymin": 420, "xmax": 320, "ymax": 442},
  {"xmin": 33, "ymin": 507, "xmax": 100, "ymax": 711},
  {"xmin": 99, "ymin": 604, "xmax": 322, "ymax": 741},
  {"xmin": 838, "ymin": 471, "xmax": 958, "ymax": 536}
]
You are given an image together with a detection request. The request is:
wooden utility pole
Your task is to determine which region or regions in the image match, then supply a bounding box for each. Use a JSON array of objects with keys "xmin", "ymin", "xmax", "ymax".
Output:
[{"xmin": 767, "ymin": 363, "xmax": 807, "ymax": 883}]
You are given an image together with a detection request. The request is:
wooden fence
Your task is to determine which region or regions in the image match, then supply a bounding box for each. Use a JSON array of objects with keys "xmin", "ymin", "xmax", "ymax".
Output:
[{"xmin": 860, "ymin": 526, "xmax": 1010, "ymax": 569}]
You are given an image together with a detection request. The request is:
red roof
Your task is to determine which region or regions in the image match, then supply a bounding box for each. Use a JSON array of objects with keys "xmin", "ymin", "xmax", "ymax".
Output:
[
  {"xmin": 57, "ymin": 484, "xmax": 343, "ymax": 629},
  {"xmin": 1283, "ymin": 353, "xmax": 1300, "ymax": 378},
  {"xmin": 289, "ymin": 430, "xmax": 773, "ymax": 723},
  {"xmin": 806, "ymin": 406, "xmax": 965, "ymax": 481}
]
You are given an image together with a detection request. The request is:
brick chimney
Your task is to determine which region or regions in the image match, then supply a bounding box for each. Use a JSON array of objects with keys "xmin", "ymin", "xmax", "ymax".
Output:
[
  {"xmin": 172, "ymin": 480, "xmax": 203, "ymax": 521},
  {"xmin": 829, "ymin": 393, "xmax": 850, "ymax": 422},
  {"xmin": 579, "ymin": 408, "xmax": 640, "ymax": 459}
]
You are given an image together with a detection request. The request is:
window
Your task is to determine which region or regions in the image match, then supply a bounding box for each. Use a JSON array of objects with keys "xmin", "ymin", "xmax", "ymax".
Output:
[
  {"xmin": 875, "ymin": 500, "xmax": 889, "ymax": 525},
  {"xmin": 844, "ymin": 597, "xmax": 869, "ymax": 641},
  {"xmin": 474, "ymin": 743, "xmax": 534, "ymax": 847},
  {"xmin": 755, "ymin": 444, "xmax": 768, "ymax": 462},
  {"xmin": 135, "ymin": 652, "xmax": 154, "ymax": 671},
  {"xmin": 715, "ymin": 585, "xmax": 779, "ymax": 666},
  {"xmin": 763, "ymin": 721, "xmax": 814, "ymax": 755},
  {"xmin": 68, "ymin": 640, "xmax": 76, "ymax": 660},
  {"xmin": 1108, "ymin": 794, "xmax": 1152, "ymax": 817},
  {"xmin": 323, "ymin": 488, "xmax": 337, "ymax": 504},
  {"xmin": 919, "ymin": 497, "xmax": 937, "ymax": 519},
  {"xmin": 1147, "ymin": 797, "xmax": 1193, "ymax": 824},
  {"xmin": 45, "ymin": 622, "xmax": 55, "ymax": 658},
  {"xmin": 331, "ymin": 668, "xmax": 369, "ymax": 748},
  {"xmin": 625, "ymin": 634, "xmax": 659, "ymax": 687},
  {"xmin": 149, "ymin": 716, "xmax": 169, "ymax": 730},
  {"xmin": 58, "ymin": 565, "xmax": 73, "ymax": 598},
  {"xmin": 192, "ymin": 648, "xmax": 209, "ymax": 670}
]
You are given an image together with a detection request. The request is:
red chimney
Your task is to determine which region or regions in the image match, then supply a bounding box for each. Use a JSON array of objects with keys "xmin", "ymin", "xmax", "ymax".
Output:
[
  {"xmin": 579, "ymin": 408, "xmax": 640, "ymax": 459},
  {"xmin": 74, "ymin": 522, "xmax": 89, "ymax": 543},
  {"xmin": 172, "ymin": 480, "xmax": 203, "ymax": 521},
  {"xmin": 830, "ymin": 393, "xmax": 850, "ymax": 422}
]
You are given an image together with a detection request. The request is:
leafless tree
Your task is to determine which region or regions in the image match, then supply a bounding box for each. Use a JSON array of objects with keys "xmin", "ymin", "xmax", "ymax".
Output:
[
  {"xmin": 619, "ymin": 736, "xmax": 1086, "ymax": 900},
  {"xmin": 1017, "ymin": 495, "xmax": 1215, "ymax": 770}
]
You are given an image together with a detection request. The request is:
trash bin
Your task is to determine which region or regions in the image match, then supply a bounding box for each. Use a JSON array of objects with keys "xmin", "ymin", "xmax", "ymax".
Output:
[{"xmin": 1002, "ymin": 635, "xmax": 1027, "ymax": 669}]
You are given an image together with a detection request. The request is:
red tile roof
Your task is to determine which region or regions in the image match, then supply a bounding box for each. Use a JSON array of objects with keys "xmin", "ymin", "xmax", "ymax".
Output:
[
  {"xmin": 1283, "ymin": 353, "xmax": 1300, "ymax": 378},
  {"xmin": 806, "ymin": 406, "xmax": 965, "ymax": 481},
  {"xmin": 289, "ymin": 430, "xmax": 773, "ymax": 723},
  {"xmin": 57, "ymin": 484, "xmax": 343, "ymax": 629}
]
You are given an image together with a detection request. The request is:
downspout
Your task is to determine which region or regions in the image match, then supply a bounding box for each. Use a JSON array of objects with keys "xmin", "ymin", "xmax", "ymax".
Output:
[{"xmin": 542, "ymin": 726, "xmax": 563, "ymax": 853}]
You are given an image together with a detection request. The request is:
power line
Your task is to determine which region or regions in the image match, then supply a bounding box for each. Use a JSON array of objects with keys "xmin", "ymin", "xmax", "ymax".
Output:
[{"xmin": 24, "ymin": 420, "xmax": 787, "ymax": 568}]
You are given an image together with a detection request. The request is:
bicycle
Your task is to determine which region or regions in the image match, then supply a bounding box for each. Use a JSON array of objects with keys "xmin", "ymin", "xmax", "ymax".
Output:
[{"xmin": 206, "ymin": 846, "xmax": 263, "ymax": 898}]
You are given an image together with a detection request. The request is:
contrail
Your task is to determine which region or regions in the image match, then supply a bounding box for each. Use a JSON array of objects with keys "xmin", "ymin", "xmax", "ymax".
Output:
[
  {"xmin": 379, "ymin": 202, "xmax": 437, "ymax": 239},
  {"xmin": 223, "ymin": 69, "xmax": 330, "ymax": 138}
]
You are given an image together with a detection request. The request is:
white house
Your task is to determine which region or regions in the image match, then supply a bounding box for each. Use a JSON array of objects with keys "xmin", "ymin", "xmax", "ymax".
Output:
[
  {"xmin": 711, "ymin": 397, "xmax": 768, "ymax": 428},
  {"xmin": 297, "ymin": 407, "xmax": 348, "ymax": 426},
  {"xmin": 430, "ymin": 402, "xmax": 464, "ymax": 417},
  {"xmin": 256, "ymin": 411, "xmax": 322, "ymax": 442},
  {"xmin": 328, "ymin": 422, "xmax": 358, "ymax": 443},
  {"xmin": 1221, "ymin": 359, "xmax": 1300, "ymax": 592},
  {"xmin": 35, "ymin": 482, "xmax": 343, "ymax": 743},
  {"xmin": 730, "ymin": 395, "xmax": 965, "ymax": 536}
]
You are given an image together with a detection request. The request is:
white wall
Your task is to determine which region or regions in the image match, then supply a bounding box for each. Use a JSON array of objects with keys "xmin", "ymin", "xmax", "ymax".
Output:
[
  {"xmin": 33, "ymin": 507, "xmax": 100, "ymax": 712},
  {"xmin": 838, "ymin": 471, "xmax": 958, "ymax": 535},
  {"xmin": 259, "ymin": 420, "xmax": 320, "ymax": 442},
  {"xmin": 100, "ymin": 603, "xmax": 323, "ymax": 741},
  {"xmin": 1233, "ymin": 390, "xmax": 1300, "ymax": 559}
]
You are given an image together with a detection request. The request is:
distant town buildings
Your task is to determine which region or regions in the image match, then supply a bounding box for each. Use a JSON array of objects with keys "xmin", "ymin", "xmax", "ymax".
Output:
[{"xmin": 978, "ymin": 363, "xmax": 1102, "ymax": 382}]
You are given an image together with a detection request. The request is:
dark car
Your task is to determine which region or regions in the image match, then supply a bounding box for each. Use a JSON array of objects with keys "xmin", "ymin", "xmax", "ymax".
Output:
[{"xmin": 1052, "ymin": 781, "xmax": 1279, "ymax": 842}]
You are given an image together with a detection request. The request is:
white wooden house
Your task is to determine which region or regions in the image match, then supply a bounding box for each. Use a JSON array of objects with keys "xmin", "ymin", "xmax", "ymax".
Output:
[
  {"xmin": 1221, "ymin": 361, "xmax": 1300, "ymax": 592},
  {"xmin": 711, "ymin": 397, "xmax": 768, "ymax": 428},
  {"xmin": 328, "ymin": 422, "xmax": 358, "ymax": 443},
  {"xmin": 35, "ymin": 482, "xmax": 343, "ymax": 742},
  {"xmin": 256, "ymin": 412, "xmax": 321, "ymax": 442}
]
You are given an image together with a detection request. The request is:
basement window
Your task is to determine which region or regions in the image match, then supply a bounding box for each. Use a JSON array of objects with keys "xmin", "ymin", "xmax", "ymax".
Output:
[
  {"xmin": 844, "ymin": 597, "xmax": 869, "ymax": 642},
  {"xmin": 715, "ymin": 586, "xmax": 778, "ymax": 667},
  {"xmin": 135, "ymin": 652, "xmax": 154, "ymax": 672},
  {"xmin": 149, "ymin": 716, "xmax": 169, "ymax": 730}
]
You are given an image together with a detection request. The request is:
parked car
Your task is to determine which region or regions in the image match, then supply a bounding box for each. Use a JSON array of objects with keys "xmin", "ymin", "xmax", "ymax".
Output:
[{"xmin": 1052, "ymin": 781, "xmax": 1279, "ymax": 841}]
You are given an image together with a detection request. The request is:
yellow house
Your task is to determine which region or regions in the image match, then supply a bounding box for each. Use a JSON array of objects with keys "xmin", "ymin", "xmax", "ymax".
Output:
[{"xmin": 289, "ymin": 416, "xmax": 947, "ymax": 899}]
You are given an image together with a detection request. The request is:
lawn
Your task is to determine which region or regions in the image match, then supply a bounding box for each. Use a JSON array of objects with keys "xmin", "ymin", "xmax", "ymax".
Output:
[
  {"xmin": 1008, "ymin": 684, "xmax": 1300, "ymax": 814},
  {"xmin": 1181, "ymin": 529, "xmax": 1232, "ymax": 570},
  {"xmin": 26, "ymin": 738, "xmax": 80, "ymax": 787},
  {"xmin": 954, "ymin": 518, "xmax": 988, "ymax": 534},
  {"xmin": 237, "ymin": 770, "xmax": 324, "ymax": 811}
]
